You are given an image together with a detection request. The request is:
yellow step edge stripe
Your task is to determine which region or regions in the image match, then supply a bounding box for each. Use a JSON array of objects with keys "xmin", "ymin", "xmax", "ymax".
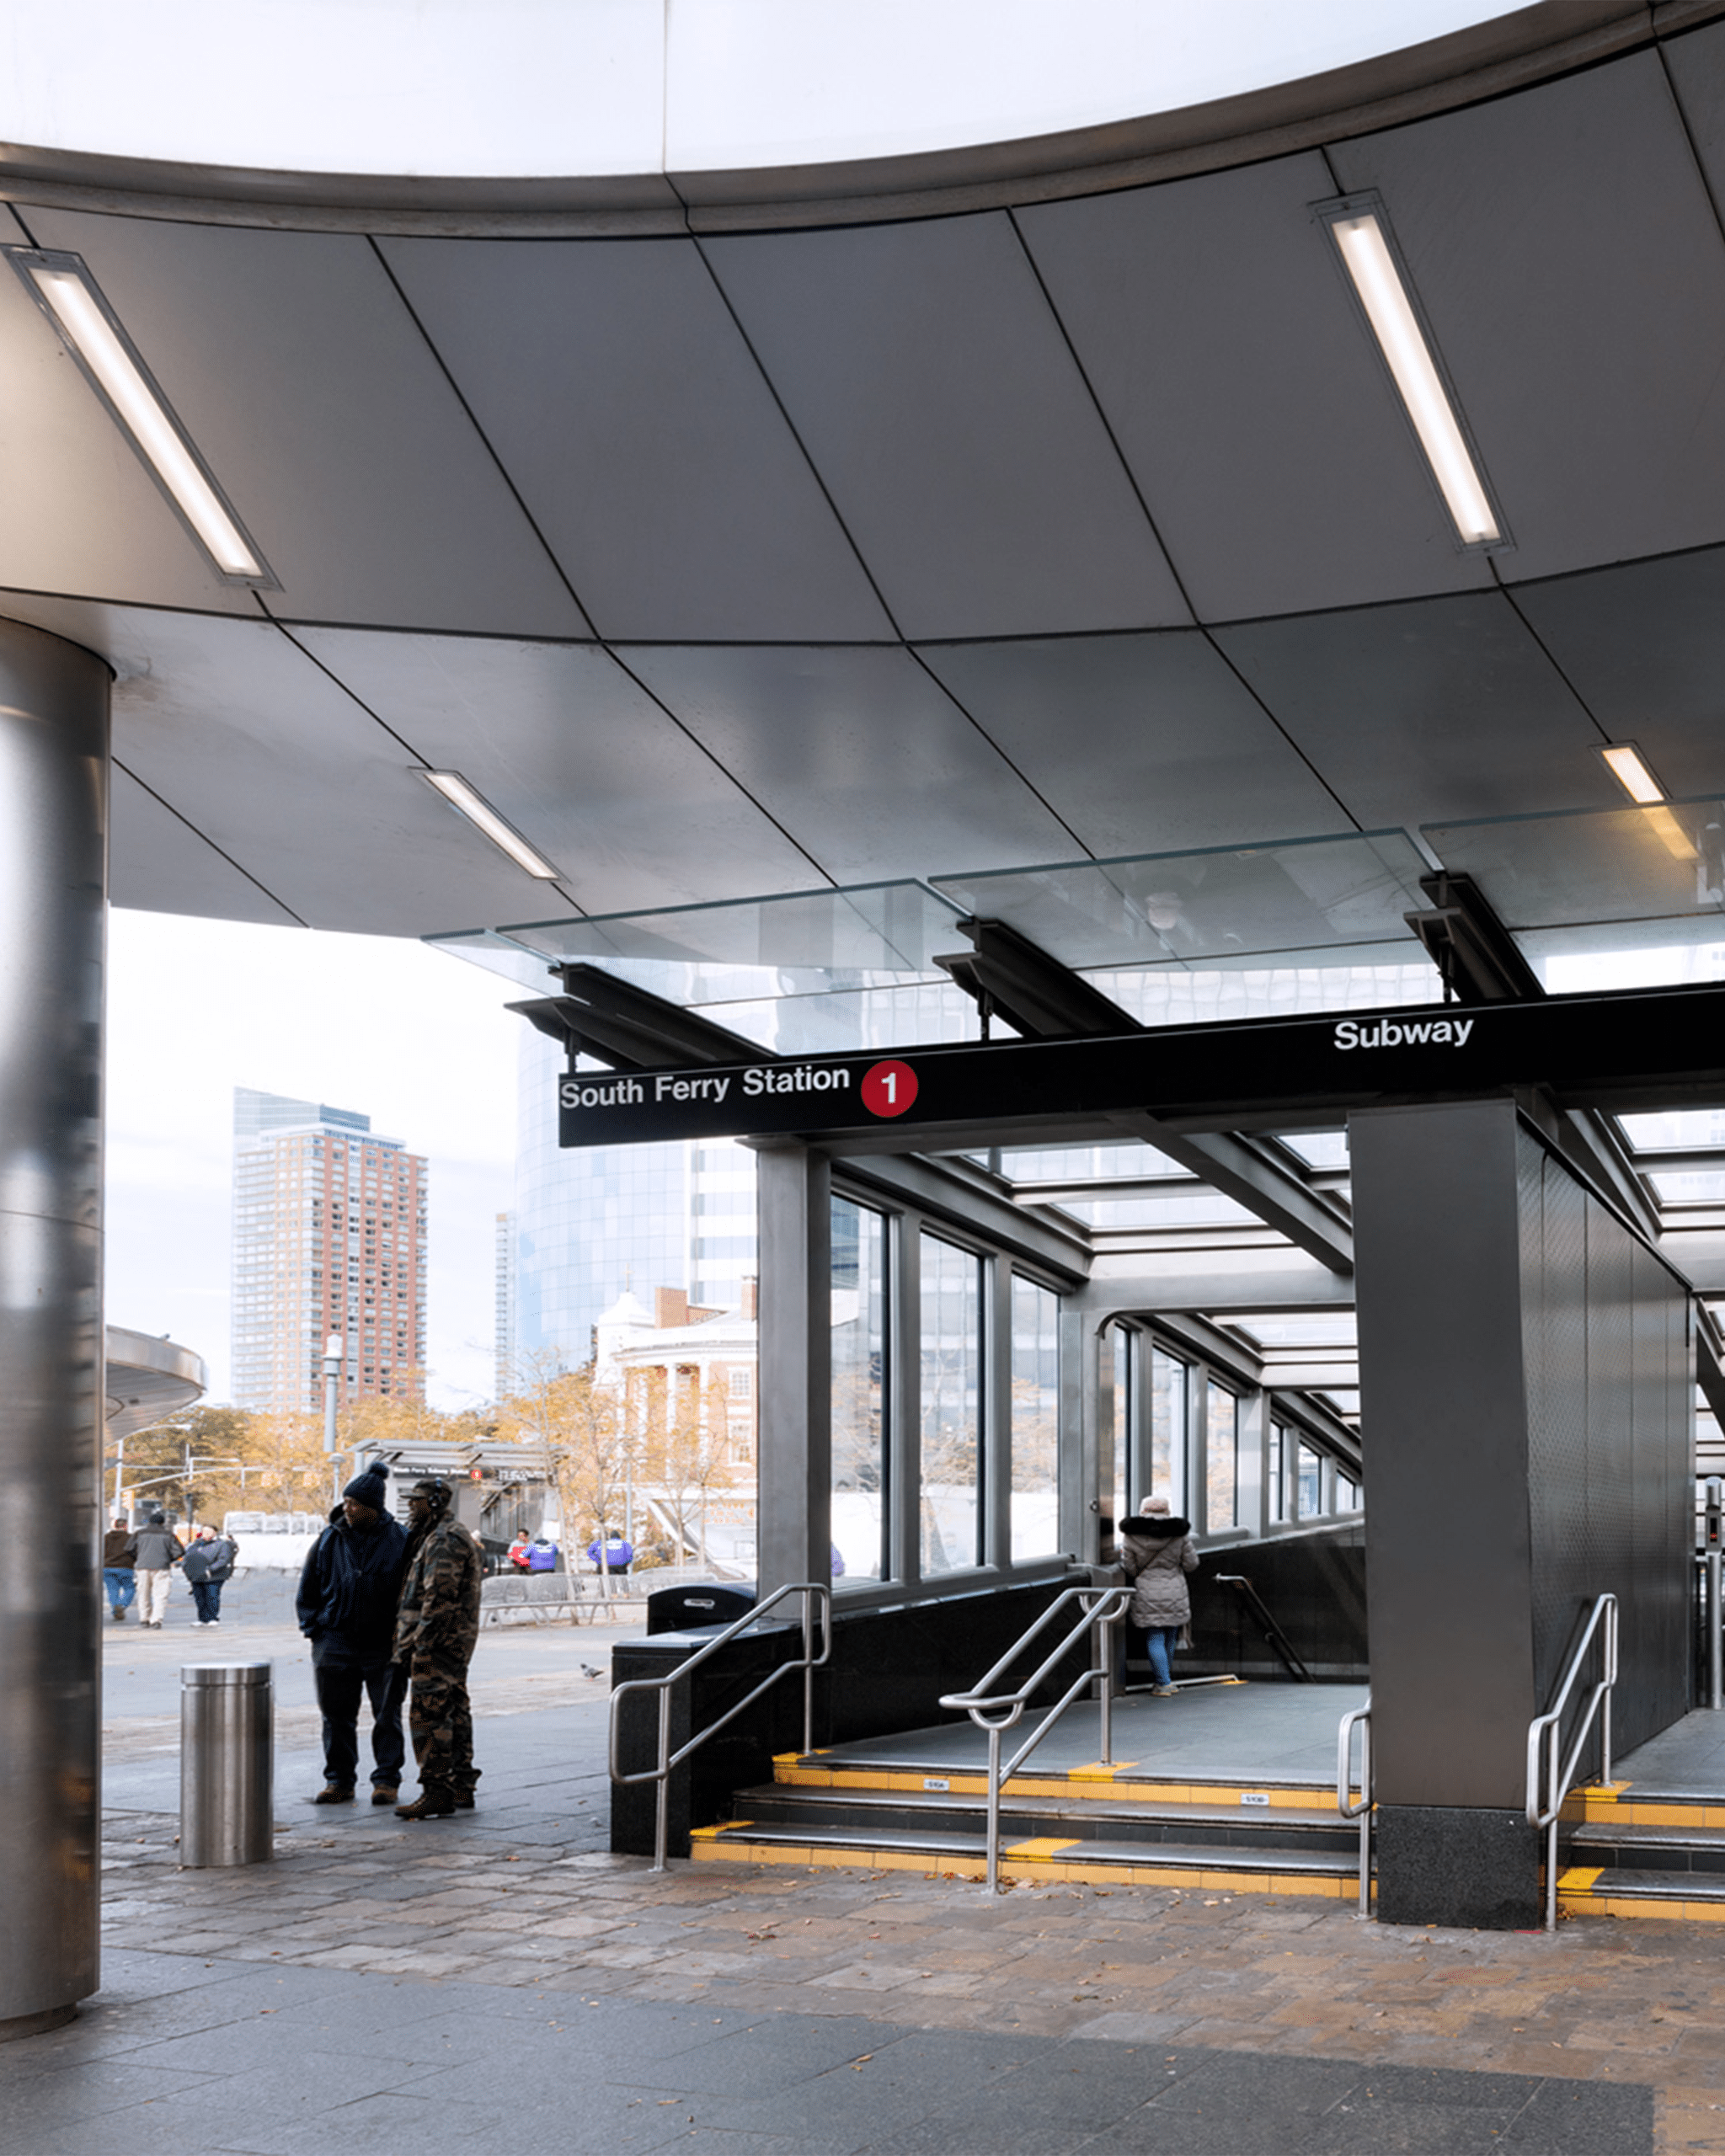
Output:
[
  {"xmin": 688, "ymin": 1839, "xmax": 1359, "ymax": 1900},
  {"xmin": 772, "ymin": 1765, "xmax": 1328, "ymax": 1810},
  {"xmin": 1557, "ymin": 1865, "xmax": 1602, "ymax": 1891},
  {"xmin": 1003, "ymin": 1837, "xmax": 1079, "ymax": 1858}
]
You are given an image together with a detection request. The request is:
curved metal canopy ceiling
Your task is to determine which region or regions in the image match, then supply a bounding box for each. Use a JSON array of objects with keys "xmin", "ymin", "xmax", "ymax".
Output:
[{"xmin": 1, "ymin": 18, "xmax": 1725, "ymax": 957}]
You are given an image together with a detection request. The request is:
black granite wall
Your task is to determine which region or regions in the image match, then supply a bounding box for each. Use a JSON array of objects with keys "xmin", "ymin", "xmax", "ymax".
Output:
[{"xmin": 1183, "ymin": 1522, "xmax": 1367, "ymax": 1684}]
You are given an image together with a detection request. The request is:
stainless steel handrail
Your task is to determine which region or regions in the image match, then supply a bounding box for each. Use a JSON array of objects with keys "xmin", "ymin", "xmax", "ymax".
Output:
[
  {"xmin": 1336, "ymin": 1696, "xmax": 1373, "ymax": 1918},
  {"xmin": 1525, "ymin": 1592, "xmax": 1619, "ymax": 1932},
  {"xmin": 938, "ymin": 1583, "xmax": 1130, "ymax": 1891},
  {"xmin": 608, "ymin": 1582, "xmax": 831, "ymax": 1872}
]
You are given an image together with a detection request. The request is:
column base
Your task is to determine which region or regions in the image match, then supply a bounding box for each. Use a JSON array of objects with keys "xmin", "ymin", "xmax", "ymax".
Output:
[
  {"xmin": 0, "ymin": 2003, "xmax": 78, "ymax": 2044},
  {"xmin": 1375, "ymin": 1804, "xmax": 1541, "ymax": 1929}
]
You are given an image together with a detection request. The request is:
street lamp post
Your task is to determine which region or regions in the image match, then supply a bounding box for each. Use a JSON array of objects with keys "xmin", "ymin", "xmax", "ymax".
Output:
[{"xmin": 323, "ymin": 1332, "xmax": 344, "ymax": 1504}]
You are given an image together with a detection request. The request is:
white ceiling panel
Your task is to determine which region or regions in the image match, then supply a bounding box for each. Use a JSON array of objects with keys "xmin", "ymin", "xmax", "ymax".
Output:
[
  {"xmin": 23, "ymin": 208, "xmax": 590, "ymax": 638},
  {"xmin": 1215, "ymin": 591, "xmax": 1620, "ymax": 829},
  {"xmin": 620, "ymin": 643, "xmax": 1081, "ymax": 882},
  {"xmin": 296, "ymin": 626, "xmax": 826, "ymax": 912},
  {"xmin": 1329, "ymin": 53, "xmax": 1725, "ymax": 582},
  {"xmin": 380, "ymin": 237, "xmax": 891, "ymax": 643},
  {"xmin": 1017, "ymin": 153, "xmax": 1493, "ymax": 623},
  {"xmin": 702, "ymin": 213, "xmax": 1189, "ymax": 639},
  {"xmin": 109, "ymin": 760, "xmax": 302, "ymax": 926},
  {"xmin": 918, "ymin": 631, "xmax": 1350, "ymax": 855}
]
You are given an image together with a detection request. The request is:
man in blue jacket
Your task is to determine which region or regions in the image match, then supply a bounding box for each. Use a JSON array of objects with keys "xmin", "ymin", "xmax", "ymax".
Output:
[{"xmin": 296, "ymin": 1463, "xmax": 409, "ymax": 1806}]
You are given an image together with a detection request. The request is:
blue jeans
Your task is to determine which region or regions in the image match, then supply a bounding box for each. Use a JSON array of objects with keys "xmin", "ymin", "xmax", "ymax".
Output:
[
  {"xmin": 1144, "ymin": 1627, "xmax": 1178, "ymax": 1688},
  {"xmin": 104, "ymin": 1567, "xmax": 135, "ymax": 1614},
  {"xmin": 1123, "ymin": 1623, "xmax": 1178, "ymax": 1688},
  {"xmin": 190, "ymin": 1579, "xmax": 223, "ymax": 1623}
]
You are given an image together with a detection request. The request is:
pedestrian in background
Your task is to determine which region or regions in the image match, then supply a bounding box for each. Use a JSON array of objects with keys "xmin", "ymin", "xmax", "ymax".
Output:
[
  {"xmin": 131, "ymin": 1508, "xmax": 184, "ymax": 1629},
  {"xmin": 297, "ymin": 1463, "xmax": 409, "ymax": 1806},
  {"xmin": 1119, "ymin": 1495, "xmax": 1198, "ymax": 1696},
  {"xmin": 506, "ymin": 1529, "xmax": 531, "ymax": 1573},
  {"xmin": 102, "ymin": 1516, "xmax": 136, "ymax": 1622},
  {"xmin": 393, "ymin": 1477, "xmax": 482, "ymax": 1819},
  {"xmin": 182, "ymin": 1524, "xmax": 238, "ymax": 1626}
]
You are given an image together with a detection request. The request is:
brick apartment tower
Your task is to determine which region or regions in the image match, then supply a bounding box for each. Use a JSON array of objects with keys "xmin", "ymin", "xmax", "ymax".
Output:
[{"xmin": 232, "ymin": 1088, "xmax": 428, "ymax": 1410}]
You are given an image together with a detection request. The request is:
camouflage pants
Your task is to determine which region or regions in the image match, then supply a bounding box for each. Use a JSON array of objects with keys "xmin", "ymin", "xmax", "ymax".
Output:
[{"xmin": 406, "ymin": 1647, "xmax": 478, "ymax": 1797}]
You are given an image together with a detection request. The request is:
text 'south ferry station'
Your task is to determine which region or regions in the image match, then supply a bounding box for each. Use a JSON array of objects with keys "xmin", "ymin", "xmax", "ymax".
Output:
[{"xmin": 557, "ymin": 985, "xmax": 1725, "ymax": 1150}]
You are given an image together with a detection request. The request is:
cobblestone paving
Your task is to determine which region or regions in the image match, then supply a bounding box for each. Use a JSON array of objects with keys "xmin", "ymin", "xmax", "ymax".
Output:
[{"xmin": 98, "ymin": 1810, "xmax": 1725, "ymax": 2151}]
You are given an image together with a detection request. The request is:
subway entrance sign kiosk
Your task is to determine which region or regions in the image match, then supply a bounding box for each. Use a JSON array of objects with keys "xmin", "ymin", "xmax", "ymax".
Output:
[{"xmin": 558, "ymin": 979, "xmax": 1725, "ymax": 1150}]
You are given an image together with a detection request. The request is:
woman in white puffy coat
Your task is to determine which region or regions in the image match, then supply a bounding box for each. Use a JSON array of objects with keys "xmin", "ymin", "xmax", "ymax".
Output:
[{"xmin": 1119, "ymin": 1495, "xmax": 1198, "ymax": 1695}]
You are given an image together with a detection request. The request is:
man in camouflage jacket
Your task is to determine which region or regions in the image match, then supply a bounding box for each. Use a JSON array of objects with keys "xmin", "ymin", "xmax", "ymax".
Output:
[{"xmin": 392, "ymin": 1477, "xmax": 483, "ymax": 1819}]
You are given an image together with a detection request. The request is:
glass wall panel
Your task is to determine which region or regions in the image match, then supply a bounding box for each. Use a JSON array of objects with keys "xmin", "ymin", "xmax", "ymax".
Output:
[
  {"xmin": 1149, "ymin": 1348, "xmax": 1188, "ymax": 1513},
  {"xmin": 1206, "ymin": 1382, "xmax": 1239, "ymax": 1531},
  {"xmin": 1268, "ymin": 1422, "xmax": 1287, "ymax": 1522},
  {"xmin": 921, "ymin": 1235, "xmax": 983, "ymax": 1575},
  {"xmin": 1297, "ymin": 1441, "xmax": 1323, "ymax": 1519},
  {"xmin": 830, "ymin": 1198, "xmax": 887, "ymax": 1583},
  {"xmin": 1337, "ymin": 1471, "xmax": 1359, "ymax": 1511},
  {"xmin": 1010, "ymin": 1277, "xmax": 1060, "ymax": 1561}
]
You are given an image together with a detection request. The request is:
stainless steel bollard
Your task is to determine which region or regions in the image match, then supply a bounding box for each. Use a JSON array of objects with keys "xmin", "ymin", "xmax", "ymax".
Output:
[{"xmin": 180, "ymin": 1662, "xmax": 274, "ymax": 1866}]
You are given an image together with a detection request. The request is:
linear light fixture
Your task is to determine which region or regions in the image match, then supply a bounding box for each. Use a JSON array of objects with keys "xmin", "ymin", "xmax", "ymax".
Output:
[
  {"xmin": 1316, "ymin": 195, "xmax": 1503, "ymax": 549},
  {"xmin": 3, "ymin": 245, "xmax": 275, "ymax": 586},
  {"xmin": 1600, "ymin": 742, "xmax": 1666, "ymax": 804},
  {"xmin": 420, "ymin": 770, "xmax": 561, "ymax": 879},
  {"xmin": 1599, "ymin": 743, "xmax": 1698, "ymax": 859}
]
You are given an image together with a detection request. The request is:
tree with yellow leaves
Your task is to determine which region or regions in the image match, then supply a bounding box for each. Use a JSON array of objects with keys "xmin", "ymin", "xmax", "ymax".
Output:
[{"xmin": 494, "ymin": 1357, "xmax": 631, "ymax": 1593}]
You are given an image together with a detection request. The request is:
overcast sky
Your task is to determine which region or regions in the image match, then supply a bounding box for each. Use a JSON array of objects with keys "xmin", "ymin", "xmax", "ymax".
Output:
[{"xmin": 106, "ymin": 909, "xmax": 525, "ymax": 1411}]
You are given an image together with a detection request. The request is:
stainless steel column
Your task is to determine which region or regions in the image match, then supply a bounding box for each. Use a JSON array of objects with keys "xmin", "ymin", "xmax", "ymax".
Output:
[
  {"xmin": 0, "ymin": 620, "xmax": 110, "ymax": 2041},
  {"xmin": 753, "ymin": 1140, "xmax": 830, "ymax": 1598}
]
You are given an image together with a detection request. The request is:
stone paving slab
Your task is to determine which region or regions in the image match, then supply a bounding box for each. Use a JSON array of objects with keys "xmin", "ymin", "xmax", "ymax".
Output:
[{"xmin": 61, "ymin": 1801, "xmax": 1725, "ymax": 2149}]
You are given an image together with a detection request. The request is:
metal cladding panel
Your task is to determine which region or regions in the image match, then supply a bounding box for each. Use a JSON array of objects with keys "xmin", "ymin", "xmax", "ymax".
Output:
[
  {"xmin": 294, "ymin": 627, "xmax": 824, "ymax": 911},
  {"xmin": 109, "ymin": 760, "xmax": 302, "ymax": 926},
  {"xmin": 1509, "ymin": 547, "xmax": 1725, "ymax": 801},
  {"xmin": 1329, "ymin": 53, "xmax": 1725, "ymax": 583},
  {"xmin": 1632, "ymin": 1237, "xmax": 1695, "ymax": 1741},
  {"xmin": 618, "ymin": 643, "xmax": 1080, "ymax": 882},
  {"xmin": 1352, "ymin": 1101, "xmax": 1535, "ymax": 1812},
  {"xmin": 1213, "ymin": 591, "xmax": 1621, "ymax": 829},
  {"xmin": 1524, "ymin": 1136, "xmax": 1592, "ymax": 1717},
  {"xmin": 0, "ymin": 230, "xmax": 260, "ymax": 614},
  {"xmin": 377, "ymin": 236, "xmax": 891, "ymax": 644},
  {"xmin": 1519, "ymin": 1134, "xmax": 1692, "ymax": 1759},
  {"xmin": 77, "ymin": 608, "xmax": 561, "ymax": 935},
  {"xmin": 24, "ymin": 209, "xmax": 588, "ymax": 638},
  {"xmin": 915, "ymin": 630, "xmax": 1348, "ymax": 857},
  {"xmin": 702, "ymin": 213, "xmax": 1190, "ymax": 639},
  {"xmin": 1016, "ymin": 152, "xmax": 1493, "ymax": 622}
]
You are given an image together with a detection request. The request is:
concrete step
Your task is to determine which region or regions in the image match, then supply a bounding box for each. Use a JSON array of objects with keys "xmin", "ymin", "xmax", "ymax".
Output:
[
  {"xmin": 690, "ymin": 1816, "xmax": 1363, "ymax": 1897},
  {"xmin": 772, "ymin": 1748, "xmax": 1335, "ymax": 1814},
  {"xmin": 736, "ymin": 1781, "xmax": 1359, "ymax": 1854},
  {"xmin": 1565, "ymin": 1822, "xmax": 1725, "ymax": 1874},
  {"xmin": 1557, "ymin": 1864, "xmax": 1725, "ymax": 1922}
]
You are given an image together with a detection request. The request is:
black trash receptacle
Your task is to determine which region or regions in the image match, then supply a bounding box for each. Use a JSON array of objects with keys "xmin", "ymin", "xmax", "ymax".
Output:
[{"xmin": 646, "ymin": 1584, "xmax": 756, "ymax": 1635}]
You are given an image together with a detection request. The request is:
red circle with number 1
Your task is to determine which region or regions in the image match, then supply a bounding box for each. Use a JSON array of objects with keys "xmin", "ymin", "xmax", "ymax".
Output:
[{"xmin": 862, "ymin": 1060, "xmax": 918, "ymax": 1118}]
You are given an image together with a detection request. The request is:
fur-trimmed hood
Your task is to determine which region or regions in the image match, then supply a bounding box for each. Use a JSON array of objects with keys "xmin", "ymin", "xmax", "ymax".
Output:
[{"xmin": 1121, "ymin": 1515, "xmax": 1191, "ymax": 1540}]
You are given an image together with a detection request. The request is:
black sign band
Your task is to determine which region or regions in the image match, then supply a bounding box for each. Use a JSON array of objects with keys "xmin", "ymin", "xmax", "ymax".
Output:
[{"xmin": 558, "ymin": 982, "xmax": 1725, "ymax": 1149}]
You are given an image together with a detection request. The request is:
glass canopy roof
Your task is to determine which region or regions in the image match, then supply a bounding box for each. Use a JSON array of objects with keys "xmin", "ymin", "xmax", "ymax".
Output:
[{"xmin": 434, "ymin": 804, "xmax": 1725, "ymax": 1054}]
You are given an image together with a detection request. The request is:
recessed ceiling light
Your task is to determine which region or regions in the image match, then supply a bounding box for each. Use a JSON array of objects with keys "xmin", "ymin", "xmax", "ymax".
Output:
[
  {"xmin": 1600, "ymin": 743, "xmax": 1665, "ymax": 805},
  {"xmin": 1316, "ymin": 197, "xmax": 1502, "ymax": 549},
  {"xmin": 421, "ymin": 771, "xmax": 561, "ymax": 879},
  {"xmin": 4, "ymin": 245, "xmax": 275, "ymax": 586}
]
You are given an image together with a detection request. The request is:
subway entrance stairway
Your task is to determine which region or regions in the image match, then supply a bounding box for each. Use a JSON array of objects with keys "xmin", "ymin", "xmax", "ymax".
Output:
[
  {"xmin": 695, "ymin": 1684, "xmax": 1366, "ymax": 1897},
  {"xmin": 690, "ymin": 1684, "xmax": 1725, "ymax": 1920}
]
